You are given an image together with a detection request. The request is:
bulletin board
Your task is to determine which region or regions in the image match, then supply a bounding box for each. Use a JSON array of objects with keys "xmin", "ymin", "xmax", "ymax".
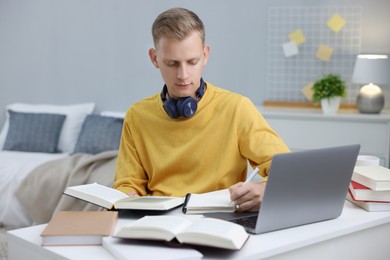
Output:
[{"xmin": 266, "ymin": 6, "xmax": 362, "ymax": 104}]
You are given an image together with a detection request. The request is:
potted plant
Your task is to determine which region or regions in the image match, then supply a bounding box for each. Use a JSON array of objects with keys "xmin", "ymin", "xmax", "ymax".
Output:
[{"xmin": 312, "ymin": 73, "xmax": 346, "ymax": 114}]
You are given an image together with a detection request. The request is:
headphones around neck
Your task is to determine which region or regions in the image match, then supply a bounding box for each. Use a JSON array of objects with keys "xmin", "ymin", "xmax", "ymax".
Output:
[{"xmin": 160, "ymin": 78, "xmax": 206, "ymax": 119}]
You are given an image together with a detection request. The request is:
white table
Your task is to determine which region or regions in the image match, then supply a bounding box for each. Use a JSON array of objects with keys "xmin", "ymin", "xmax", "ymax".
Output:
[{"xmin": 7, "ymin": 201, "xmax": 390, "ymax": 260}]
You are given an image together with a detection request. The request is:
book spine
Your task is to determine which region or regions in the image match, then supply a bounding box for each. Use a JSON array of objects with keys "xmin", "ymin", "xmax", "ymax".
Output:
[{"xmin": 182, "ymin": 193, "xmax": 192, "ymax": 214}]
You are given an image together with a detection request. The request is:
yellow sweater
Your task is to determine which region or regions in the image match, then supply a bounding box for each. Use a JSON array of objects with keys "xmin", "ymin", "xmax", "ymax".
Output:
[{"xmin": 114, "ymin": 83, "xmax": 289, "ymax": 196}]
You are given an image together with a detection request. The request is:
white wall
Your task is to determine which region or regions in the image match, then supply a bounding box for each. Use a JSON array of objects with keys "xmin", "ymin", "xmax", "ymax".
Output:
[{"xmin": 0, "ymin": 0, "xmax": 389, "ymax": 126}]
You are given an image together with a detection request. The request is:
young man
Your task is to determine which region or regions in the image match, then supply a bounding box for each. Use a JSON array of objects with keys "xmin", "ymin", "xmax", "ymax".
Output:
[{"xmin": 114, "ymin": 7, "xmax": 289, "ymax": 212}]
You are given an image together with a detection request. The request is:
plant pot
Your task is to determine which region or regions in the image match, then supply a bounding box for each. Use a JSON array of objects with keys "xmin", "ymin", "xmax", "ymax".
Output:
[{"xmin": 320, "ymin": 97, "xmax": 341, "ymax": 115}]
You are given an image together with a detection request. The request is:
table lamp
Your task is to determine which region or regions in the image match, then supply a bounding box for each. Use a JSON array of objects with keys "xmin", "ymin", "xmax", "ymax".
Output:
[{"xmin": 351, "ymin": 54, "xmax": 390, "ymax": 114}]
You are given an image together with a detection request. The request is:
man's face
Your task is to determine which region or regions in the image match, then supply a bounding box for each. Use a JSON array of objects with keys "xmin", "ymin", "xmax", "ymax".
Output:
[{"xmin": 149, "ymin": 31, "xmax": 210, "ymax": 99}]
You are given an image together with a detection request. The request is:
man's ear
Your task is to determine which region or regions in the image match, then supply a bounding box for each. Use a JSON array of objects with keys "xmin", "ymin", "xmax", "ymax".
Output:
[
  {"xmin": 203, "ymin": 44, "xmax": 210, "ymax": 66},
  {"xmin": 148, "ymin": 48, "xmax": 159, "ymax": 68}
]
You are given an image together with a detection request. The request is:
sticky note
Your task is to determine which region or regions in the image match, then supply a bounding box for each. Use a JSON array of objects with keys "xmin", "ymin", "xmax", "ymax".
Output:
[
  {"xmin": 289, "ymin": 29, "xmax": 305, "ymax": 45},
  {"xmin": 316, "ymin": 44, "xmax": 333, "ymax": 62},
  {"xmin": 327, "ymin": 14, "xmax": 346, "ymax": 33},
  {"xmin": 282, "ymin": 41, "xmax": 299, "ymax": 58},
  {"xmin": 301, "ymin": 83, "xmax": 314, "ymax": 101}
]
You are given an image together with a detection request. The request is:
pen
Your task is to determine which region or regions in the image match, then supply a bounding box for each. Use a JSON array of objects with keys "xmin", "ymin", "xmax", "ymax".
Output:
[{"xmin": 243, "ymin": 167, "xmax": 259, "ymax": 185}]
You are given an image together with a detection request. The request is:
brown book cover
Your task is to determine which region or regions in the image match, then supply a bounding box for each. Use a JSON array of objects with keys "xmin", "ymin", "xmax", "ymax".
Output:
[{"xmin": 41, "ymin": 211, "xmax": 118, "ymax": 246}]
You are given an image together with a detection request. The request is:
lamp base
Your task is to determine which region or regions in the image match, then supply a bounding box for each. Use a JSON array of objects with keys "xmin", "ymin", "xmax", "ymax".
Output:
[{"xmin": 356, "ymin": 93, "xmax": 384, "ymax": 114}]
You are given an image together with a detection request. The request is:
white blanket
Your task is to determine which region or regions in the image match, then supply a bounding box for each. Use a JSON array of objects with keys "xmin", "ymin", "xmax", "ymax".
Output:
[
  {"xmin": 0, "ymin": 151, "xmax": 68, "ymax": 228},
  {"xmin": 16, "ymin": 150, "xmax": 118, "ymax": 225}
]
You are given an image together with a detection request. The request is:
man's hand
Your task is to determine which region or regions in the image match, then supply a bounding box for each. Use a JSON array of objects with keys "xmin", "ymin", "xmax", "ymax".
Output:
[
  {"xmin": 127, "ymin": 190, "xmax": 140, "ymax": 197},
  {"xmin": 229, "ymin": 182, "xmax": 267, "ymax": 212}
]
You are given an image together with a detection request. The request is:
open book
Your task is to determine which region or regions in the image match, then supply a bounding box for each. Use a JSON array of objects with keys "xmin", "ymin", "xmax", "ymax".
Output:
[
  {"xmin": 114, "ymin": 215, "xmax": 249, "ymax": 250},
  {"xmin": 63, "ymin": 183, "xmax": 185, "ymax": 211},
  {"xmin": 182, "ymin": 189, "xmax": 236, "ymax": 214}
]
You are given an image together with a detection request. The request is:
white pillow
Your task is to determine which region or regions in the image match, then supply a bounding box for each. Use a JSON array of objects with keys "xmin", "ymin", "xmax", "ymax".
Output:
[
  {"xmin": 100, "ymin": 111, "xmax": 126, "ymax": 118},
  {"xmin": 0, "ymin": 103, "xmax": 95, "ymax": 153}
]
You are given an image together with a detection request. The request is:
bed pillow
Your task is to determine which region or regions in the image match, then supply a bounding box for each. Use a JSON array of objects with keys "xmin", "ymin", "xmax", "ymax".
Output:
[
  {"xmin": 100, "ymin": 111, "xmax": 126, "ymax": 118},
  {"xmin": 3, "ymin": 110, "xmax": 66, "ymax": 153},
  {"xmin": 73, "ymin": 114, "xmax": 123, "ymax": 154},
  {"xmin": 0, "ymin": 103, "xmax": 95, "ymax": 153}
]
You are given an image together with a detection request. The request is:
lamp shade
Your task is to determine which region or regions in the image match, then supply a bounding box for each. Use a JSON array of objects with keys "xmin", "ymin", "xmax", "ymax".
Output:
[{"xmin": 351, "ymin": 54, "xmax": 390, "ymax": 85}]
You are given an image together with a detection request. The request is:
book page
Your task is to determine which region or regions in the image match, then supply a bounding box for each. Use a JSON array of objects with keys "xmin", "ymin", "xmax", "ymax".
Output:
[
  {"xmin": 117, "ymin": 196, "xmax": 179, "ymax": 204},
  {"xmin": 176, "ymin": 218, "xmax": 249, "ymax": 250},
  {"xmin": 103, "ymin": 237, "xmax": 203, "ymax": 260},
  {"xmin": 66, "ymin": 183, "xmax": 128, "ymax": 204},
  {"xmin": 115, "ymin": 216, "xmax": 193, "ymax": 241},
  {"xmin": 187, "ymin": 189, "xmax": 233, "ymax": 208},
  {"xmin": 115, "ymin": 196, "xmax": 184, "ymax": 210}
]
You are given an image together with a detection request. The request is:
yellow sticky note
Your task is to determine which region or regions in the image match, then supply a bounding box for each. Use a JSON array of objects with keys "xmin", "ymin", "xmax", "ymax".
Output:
[
  {"xmin": 327, "ymin": 14, "xmax": 346, "ymax": 33},
  {"xmin": 316, "ymin": 44, "xmax": 334, "ymax": 62},
  {"xmin": 301, "ymin": 83, "xmax": 314, "ymax": 101},
  {"xmin": 289, "ymin": 29, "xmax": 305, "ymax": 45}
]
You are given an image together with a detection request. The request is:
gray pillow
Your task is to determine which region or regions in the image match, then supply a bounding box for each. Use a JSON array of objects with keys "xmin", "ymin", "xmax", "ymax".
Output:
[
  {"xmin": 3, "ymin": 110, "xmax": 66, "ymax": 153},
  {"xmin": 73, "ymin": 114, "xmax": 123, "ymax": 154}
]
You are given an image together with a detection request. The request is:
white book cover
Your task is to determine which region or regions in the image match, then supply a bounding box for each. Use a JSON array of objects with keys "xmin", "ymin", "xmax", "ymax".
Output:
[{"xmin": 352, "ymin": 166, "xmax": 390, "ymax": 191}]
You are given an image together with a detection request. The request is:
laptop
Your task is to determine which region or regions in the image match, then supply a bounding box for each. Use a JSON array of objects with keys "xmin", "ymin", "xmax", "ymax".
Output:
[{"xmin": 204, "ymin": 144, "xmax": 360, "ymax": 234}]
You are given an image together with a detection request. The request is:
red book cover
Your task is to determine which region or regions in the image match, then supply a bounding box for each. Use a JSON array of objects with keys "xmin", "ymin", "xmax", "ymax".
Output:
[
  {"xmin": 349, "ymin": 181, "xmax": 390, "ymax": 202},
  {"xmin": 350, "ymin": 180, "xmax": 370, "ymax": 190},
  {"xmin": 347, "ymin": 190, "xmax": 390, "ymax": 212}
]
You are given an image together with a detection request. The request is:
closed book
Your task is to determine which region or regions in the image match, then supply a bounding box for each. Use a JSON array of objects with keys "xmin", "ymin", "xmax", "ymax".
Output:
[
  {"xmin": 352, "ymin": 166, "xmax": 390, "ymax": 191},
  {"xmin": 64, "ymin": 183, "xmax": 185, "ymax": 210},
  {"xmin": 41, "ymin": 211, "xmax": 118, "ymax": 246},
  {"xmin": 182, "ymin": 189, "xmax": 236, "ymax": 214},
  {"xmin": 346, "ymin": 190, "xmax": 390, "ymax": 212},
  {"xmin": 114, "ymin": 215, "xmax": 249, "ymax": 250},
  {"xmin": 349, "ymin": 181, "xmax": 390, "ymax": 202}
]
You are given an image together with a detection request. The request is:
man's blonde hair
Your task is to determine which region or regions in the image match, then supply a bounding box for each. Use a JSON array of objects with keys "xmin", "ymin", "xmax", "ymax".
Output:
[{"xmin": 151, "ymin": 7, "xmax": 205, "ymax": 48}]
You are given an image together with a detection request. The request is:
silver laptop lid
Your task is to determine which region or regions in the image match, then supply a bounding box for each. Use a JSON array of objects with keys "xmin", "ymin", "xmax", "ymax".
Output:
[{"xmin": 254, "ymin": 144, "xmax": 360, "ymax": 234}]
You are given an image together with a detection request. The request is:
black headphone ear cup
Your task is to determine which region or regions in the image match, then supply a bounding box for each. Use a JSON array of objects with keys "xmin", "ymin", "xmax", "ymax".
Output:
[
  {"xmin": 176, "ymin": 97, "xmax": 198, "ymax": 118},
  {"xmin": 163, "ymin": 99, "xmax": 180, "ymax": 119}
]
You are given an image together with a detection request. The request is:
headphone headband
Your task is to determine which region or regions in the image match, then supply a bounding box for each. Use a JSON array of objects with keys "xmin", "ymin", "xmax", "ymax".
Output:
[
  {"xmin": 160, "ymin": 78, "xmax": 206, "ymax": 119},
  {"xmin": 160, "ymin": 78, "xmax": 205, "ymax": 102}
]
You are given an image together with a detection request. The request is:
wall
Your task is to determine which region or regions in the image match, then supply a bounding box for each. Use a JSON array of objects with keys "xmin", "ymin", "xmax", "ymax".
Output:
[{"xmin": 0, "ymin": 0, "xmax": 389, "ymax": 126}]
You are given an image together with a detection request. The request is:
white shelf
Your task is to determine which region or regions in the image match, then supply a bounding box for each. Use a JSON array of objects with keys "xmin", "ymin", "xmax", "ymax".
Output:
[{"xmin": 258, "ymin": 107, "xmax": 390, "ymax": 167}]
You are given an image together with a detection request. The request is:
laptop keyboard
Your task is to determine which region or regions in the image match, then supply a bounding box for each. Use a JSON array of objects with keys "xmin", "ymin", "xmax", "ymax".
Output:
[{"xmin": 230, "ymin": 215, "xmax": 258, "ymax": 229}]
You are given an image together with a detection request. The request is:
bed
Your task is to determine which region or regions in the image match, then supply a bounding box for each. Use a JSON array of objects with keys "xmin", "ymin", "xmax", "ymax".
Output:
[{"xmin": 0, "ymin": 103, "xmax": 125, "ymax": 228}]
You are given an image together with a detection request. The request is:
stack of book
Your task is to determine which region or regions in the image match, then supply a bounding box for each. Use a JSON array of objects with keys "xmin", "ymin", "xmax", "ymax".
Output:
[
  {"xmin": 346, "ymin": 165, "xmax": 390, "ymax": 211},
  {"xmin": 43, "ymin": 183, "xmax": 250, "ymax": 252}
]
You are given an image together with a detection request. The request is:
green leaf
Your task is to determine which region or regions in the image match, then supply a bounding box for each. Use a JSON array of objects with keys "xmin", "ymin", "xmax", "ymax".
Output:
[{"xmin": 312, "ymin": 73, "xmax": 346, "ymax": 102}]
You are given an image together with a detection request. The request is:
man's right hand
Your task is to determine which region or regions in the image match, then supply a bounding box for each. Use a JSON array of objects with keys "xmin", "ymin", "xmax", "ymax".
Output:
[{"xmin": 127, "ymin": 190, "xmax": 140, "ymax": 196}]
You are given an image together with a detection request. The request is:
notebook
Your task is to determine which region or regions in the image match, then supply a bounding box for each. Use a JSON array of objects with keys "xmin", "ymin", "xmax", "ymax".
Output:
[{"xmin": 205, "ymin": 144, "xmax": 360, "ymax": 234}]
